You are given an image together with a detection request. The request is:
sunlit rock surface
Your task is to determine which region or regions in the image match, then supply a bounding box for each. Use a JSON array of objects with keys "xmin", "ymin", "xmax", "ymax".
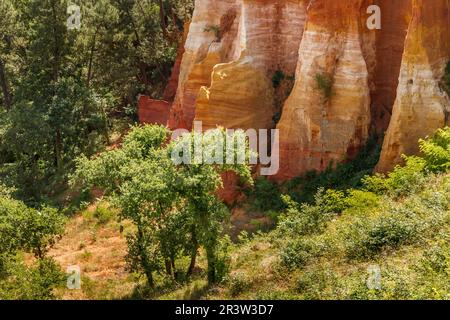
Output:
[
  {"xmin": 376, "ymin": 0, "xmax": 450, "ymax": 172},
  {"xmin": 147, "ymin": 0, "xmax": 450, "ymax": 180}
]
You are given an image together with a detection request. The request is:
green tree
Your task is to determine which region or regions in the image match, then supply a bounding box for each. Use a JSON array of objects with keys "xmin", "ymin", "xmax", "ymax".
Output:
[
  {"xmin": 73, "ymin": 125, "xmax": 253, "ymax": 286},
  {"xmin": 0, "ymin": 196, "xmax": 66, "ymax": 260},
  {"xmin": 0, "ymin": 194, "xmax": 66, "ymax": 299}
]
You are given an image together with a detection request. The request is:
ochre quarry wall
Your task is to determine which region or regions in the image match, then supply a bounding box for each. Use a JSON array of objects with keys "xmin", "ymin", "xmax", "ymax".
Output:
[
  {"xmin": 147, "ymin": 0, "xmax": 450, "ymax": 180},
  {"xmin": 275, "ymin": 0, "xmax": 373, "ymax": 180},
  {"xmin": 376, "ymin": 0, "xmax": 450, "ymax": 172},
  {"xmin": 370, "ymin": 0, "xmax": 412, "ymax": 134}
]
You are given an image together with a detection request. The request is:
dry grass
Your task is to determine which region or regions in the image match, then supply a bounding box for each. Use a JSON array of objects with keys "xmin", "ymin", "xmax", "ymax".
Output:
[{"xmin": 49, "ymin": 204, "xmax": 135, "ymax": 300}]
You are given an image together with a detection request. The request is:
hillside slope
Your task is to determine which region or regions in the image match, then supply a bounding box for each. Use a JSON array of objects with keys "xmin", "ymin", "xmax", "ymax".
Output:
[{"xmin": 205, "ymin": 172, "xmax": 450, "ymax": 300}]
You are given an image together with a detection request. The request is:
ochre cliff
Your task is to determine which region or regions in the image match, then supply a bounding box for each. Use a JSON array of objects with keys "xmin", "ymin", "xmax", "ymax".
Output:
[
  {"xmin": 376, "ymin": 0, "xmax": 450, "ymax": 172},
  {"xmin": 275, "ymin": 0, "xmax": 373, "ymax": 179},
  {"xmin": 141, "ymin": 0, "xmax": 450, "ymax": 180}
]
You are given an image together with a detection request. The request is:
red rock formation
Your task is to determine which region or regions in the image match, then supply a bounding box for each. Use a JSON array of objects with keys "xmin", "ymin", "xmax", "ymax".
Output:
[
  {"xmin": 161, "ymin": 0, "xmax": 449, "ymax": 181},
  {"xmin": 138, "ymin": 23, "xmax": 189, "ymax": 126},
  {"xmin": 138, "ymin": 96, "xmax": 170, "ymax": 125},
  {"xmin": 217, "ymin": 171, "xmax": 243, "ymax": 206},
  {"xmin": 376, "ymin": 0, "xmax": 450, "ymax": 172},
  {"xmin": 370, "ymin": 0, "xmax": 412, "ymax": 134},
  {"xmin": 163, "ymin": 22, "xmax": 190, "ymax": 102}
]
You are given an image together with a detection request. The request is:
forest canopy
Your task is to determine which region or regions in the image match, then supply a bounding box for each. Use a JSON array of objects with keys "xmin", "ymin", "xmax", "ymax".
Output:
[{"xmin": 0, "ymin": 0, "xmax": 194, "ymax": 203}]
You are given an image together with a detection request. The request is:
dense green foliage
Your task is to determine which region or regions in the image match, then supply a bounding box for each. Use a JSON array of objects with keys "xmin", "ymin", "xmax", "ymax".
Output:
[
  {"xmin": 217, "ymin": 127, "xmax": 450, "ymax": 300},
  {"xmin": 248, "ymin": 136, "xmax": 381, "ymax": 213},
  {"xmin": 0, "ymin": 0, "xmax": 194, "ymax": 299},
  {"xmin": 0, "ymin": 0, "xmax": 193, "ymax": 203},
  {"xmin": 73, "ymin": 125, "xmax": 253, "ymax": 287},
  {"xmin": 0, "ymin": 194, "xmax": 66, "ymax": 299}
]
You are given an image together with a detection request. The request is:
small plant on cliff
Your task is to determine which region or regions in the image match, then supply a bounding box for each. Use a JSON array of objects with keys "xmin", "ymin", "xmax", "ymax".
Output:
[
  {"xmin": 272, "ymin": 70, "xmax": 285, "ymax": 88},
  {"xmin": 315, "ymin": 73, "xmax": 334, "ymax": 100},
  {"xmin": 204, "ymin": 24, "xmax": 221, "ymax": 42}
]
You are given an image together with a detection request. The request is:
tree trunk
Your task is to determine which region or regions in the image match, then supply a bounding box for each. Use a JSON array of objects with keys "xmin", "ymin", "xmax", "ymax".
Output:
[
  {"xmin": 164, "ymin": 259, "xmax": 172, "ymax": 276},
  {"xmin": 86, "ymin": 29, "xmax": 98, "ymax": 87},
  {"xmin": 144, "ymin": 269, "xmax": 154, "ymax": 288},
  {"xmin": 137, "ymin": 227, "xmax": 154, "ymax": 288},
  {"xmin": 206, "ymin": 246, "xmax": 216, "ymax": 285},
  {"xmin": 54, "ymin": 129, "xmax": 63, "ymax": 170},
  {"xmin": 186, "ymin": 229, "xmax": 199, "ymax": 278},
  {"xmin": 0, "ymin": 59, "xmax": 12, "ymax": 110},
  {"xmin": 51, "ymin": 1, "xmax": 60, "ymax": 84}
]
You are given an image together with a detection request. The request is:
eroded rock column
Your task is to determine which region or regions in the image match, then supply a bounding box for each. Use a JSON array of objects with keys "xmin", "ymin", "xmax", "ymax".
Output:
[
  {"xmin": 275, "ymin": 0, "xmax": 372, "ymax": 180},
  {"xmin": 194, "ymin": 0, "xmax": 308, "ymax": 131},
  {"xmin": 376, "ymin": 0, "xmax": 450, "ymax": 172}
]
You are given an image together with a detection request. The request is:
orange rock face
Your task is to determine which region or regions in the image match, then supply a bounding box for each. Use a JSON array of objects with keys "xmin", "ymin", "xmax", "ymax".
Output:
[
  {"xmin": 168, "ymin": 0, "xmax": 308, "ymax": 131},
  {"xmin": 161, "ymin": 0, "xmax": 449, "ymax": 180},
  {"xmin": 138, "ymin": 96, "xmax": 170, "ymax": 126},
  {"xmin": 194, "ymin": 0, "xmax": 308, "ymax": 131},
  {"xmin": 168, "ymin": 0, "xmax": 243, "ymax": 130},
  {"xmin": 376, "ymin": 0, "xmax": 450, "ymax": 172},
  {"xmin": 275, "ymin": 0, "xmax": 373, "ymax": 180},
  {"xmin": 369, "ymin": 0, "xmax": 412, "ymax": 134}
]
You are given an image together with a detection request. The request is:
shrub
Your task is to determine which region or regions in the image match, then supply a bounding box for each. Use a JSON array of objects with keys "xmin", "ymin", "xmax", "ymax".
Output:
[
  {"xmin": 363, "ymin": 128, "xmax": 450, "ymax": 197},
  {"xmin": 284, "ymin": 137, "xmax": 381, "ymax": 204},
  {"xmin": 277, "ymin": 190, "xmax": 339, "ymax": 238},
  {"xmin": 413, "ymin": 238, "xmax": 450, "ymax": 299},
  {"xmin": 228, "ymin": 272, "xmax": 251, "ymax": 297},
  {"xmin": 320, "ymin": 189, "xmax": 348, "ymax": 214},
  {"xmin": 295, "ymin": 267, "xmax": 340, "ymax": 300},
  {"xmin": 344, "ymin": 213, "xmax": 421, "ymax": 260},
  {"xmin": 363, "ymin": 156, "xmax": 427, "ymax": 197},
  {"xmin": 0, "ymin": 256, "xmax": 65, "ymax": 300},
  {"xmin": 280, "ymin": 239, "xmax": 316, "ymax": 270},
  {"xmin": 94, "ymin": 203, "xmax": 115, "ymax": 224},
  {"xmin": 249, "ymin": 177, "xmax": 284, "ymax": 212},
  {"xmin": 362, "ymin": 173, "xmax": 390, "ymax": 195},
  {"xmin": 419, "ymin": 127, "xmax": 450, "ymax": 173},
  {"xmin": 215, "ymin": 236, "xmax": 232, "ymax": 283},
  {"xmin": 0, "ymin": 196, "xmax": 66, "ymax": 259},
  {"xmin": 344, "ymin": 190, "xmax": 380, "ymax": 212},
  {"xmin": 344, "ymin": 268, "xmax": 414, "ymax": 300},
  {"xmin": 123, "ymin": 124, "xmax": 169, "ymax": 158}
]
